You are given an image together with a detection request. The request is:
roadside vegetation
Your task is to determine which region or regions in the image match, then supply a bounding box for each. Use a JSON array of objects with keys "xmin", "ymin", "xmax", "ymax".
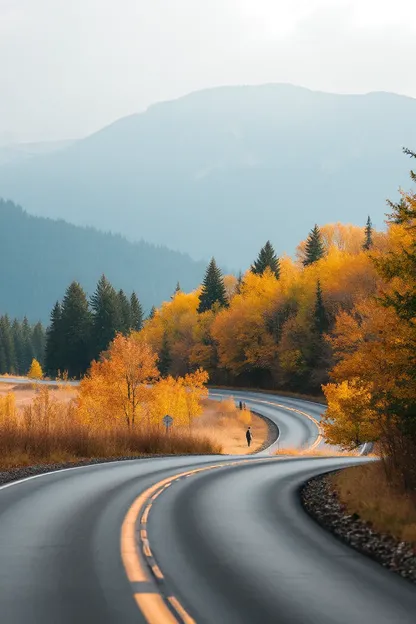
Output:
[
  {"xmin": 0, "ymin": 335, "xmax": 220, "ymax": 469},
  {"xmin": 330, "ymin": 463, "xmax": 416, "ymax": 544}
]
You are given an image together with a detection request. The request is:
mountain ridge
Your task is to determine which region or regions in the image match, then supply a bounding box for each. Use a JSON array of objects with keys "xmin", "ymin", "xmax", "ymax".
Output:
[{"xmin": 0, "ymin": 83, "xmax": 415, "ymax": 267}]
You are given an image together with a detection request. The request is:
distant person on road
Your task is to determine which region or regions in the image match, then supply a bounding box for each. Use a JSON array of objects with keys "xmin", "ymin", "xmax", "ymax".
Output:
[{"xmin": 246, "ymin": 426, "xmax": 252, "ymax": 448}]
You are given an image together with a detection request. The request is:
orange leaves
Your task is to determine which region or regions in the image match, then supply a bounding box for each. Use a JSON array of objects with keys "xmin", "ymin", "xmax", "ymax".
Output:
[
  {"xmin": 322, "ymin": 380, "xmax": 380, "ymax": 449},
  {"xmin": 78, "ymin": 334, "xmax": 158, "ymax": 428},
  {"xmin": 78, "ymin": 333, "xmax": 209, "ymax": 430}
]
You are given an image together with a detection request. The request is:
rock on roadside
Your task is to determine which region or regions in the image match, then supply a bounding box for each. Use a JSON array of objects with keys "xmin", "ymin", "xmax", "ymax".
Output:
[{"xmin": 301, "ymin": 473, "xmax": 416, "ymax": 584}]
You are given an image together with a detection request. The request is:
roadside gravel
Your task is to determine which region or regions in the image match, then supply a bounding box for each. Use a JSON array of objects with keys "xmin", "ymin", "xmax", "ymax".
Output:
[{"xmin": 301, "ymin": 473, "xmax": 416, "ymax": 584}]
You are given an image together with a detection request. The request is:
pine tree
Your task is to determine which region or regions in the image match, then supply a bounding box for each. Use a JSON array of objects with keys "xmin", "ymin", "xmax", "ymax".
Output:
[
  {"xmin": 314, "ymin": 280, "xmax": 329, "ymax": 335},
  {"xmin": 28, "ymin": 358, "xmax": 43, "ymax": 380},
  {"xmin": 171, "ymin": 282, "xmax": 182, "ymax": 298},
  {"xmin": 198, "ymin": 258, "xmax": 228, "ymax": 313},
  {"xmin": 158, "ymin": 332, "xmax": 172, "ymax": 377},
  {"xmin": 363, "ymin": 216, "xmax": 373, "ymax": 251},
  {"xmin": 148, "ymin": 306, "xmax": 156, "ymax": 320},
  {"xmin": 0, "ymin": 316, "xmax": 17, "ymax": 374},
  {"xmin": 21, "ymin": 316, "xmax": 34, "ymax": 374},
  {"xmin": 118, "ymin": 289, "xmax": 131, "ymax": 335},
  {"xmin": 251, "ymin": 241, "xmax": 280, "ymax": 279},
  {"xmin": 45, "ymin": 301, "xmax": 63, "ymax": 377},
  {"xmin": 303, "ymin": 225, "xmax": 326, "ymax": 266},
  {"xmin": 32, "ymin": 322, "xmax": 46, "ymax": 366},
  {"xmin": 11, "ymin": 319, "xmax": 24, "ymax": 375},
  {"xmin": 130, "ymin": 292, "xmax": 144, "ymax": 331},
  {"xmin": 60, "ymin": 282, "xmax": 92, "ymax": 378},
  {"xmin": 90, "ymin": 275, "xmax": 122, "ymax": 360},
  {"xmin": 235, "ymin": 271, "xmax": 244, "ymax": 294}
]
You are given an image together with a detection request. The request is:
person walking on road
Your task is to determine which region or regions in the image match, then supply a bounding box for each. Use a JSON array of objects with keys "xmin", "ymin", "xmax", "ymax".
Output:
[{"xmin": 246, "ymin": 426, "xmax": 252, "ymax": 448}]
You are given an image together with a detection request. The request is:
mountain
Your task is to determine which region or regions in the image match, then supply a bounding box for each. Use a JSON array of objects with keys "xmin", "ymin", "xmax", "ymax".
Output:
[
  {"xmin": 0, "ymin": 140, "xmax": 75, "ymax": 166},
  {"xmin": 0, "ymin": 200, "xmax": 205, "ymax": 322},
  {"xmin": 0, "ymin": 84, "xmax": 415, "ymax": 268}
]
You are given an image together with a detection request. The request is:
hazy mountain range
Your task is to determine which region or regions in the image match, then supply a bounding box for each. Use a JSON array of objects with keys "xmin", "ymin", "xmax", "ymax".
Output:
[
  {"xmin": 0, "ymin": 84, "xmax": 415, "ymax": 268},
  {"xmin": 0, "ymin": 200, "xmax": 205, "ymax": 323}
]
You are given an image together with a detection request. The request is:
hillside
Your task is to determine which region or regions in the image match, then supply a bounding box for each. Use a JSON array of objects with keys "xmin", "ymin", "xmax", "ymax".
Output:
[
  {"xmin": 0, "ymin": 84, "xmax": 415, "ymax": 267},
  {"xmin": 0, "ymin": 200, "xmax": 205, "ymax": 322}
]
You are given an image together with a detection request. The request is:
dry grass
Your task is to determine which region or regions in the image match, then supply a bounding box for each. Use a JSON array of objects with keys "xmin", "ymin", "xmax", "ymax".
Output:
[
  {"xmin": 274, "ymin": 446, "xmax": 352, "ymax": 457},
  {"xmin": 331, "ymin": 462, "xmax": 416, "ymax": 544},
  {"xmin": 194, "ymin": 398, "xmax": 268, "ymax": 455},
  {"xmin": 0, "ymin": 389, "xmax": 221, "ymax": 469}
]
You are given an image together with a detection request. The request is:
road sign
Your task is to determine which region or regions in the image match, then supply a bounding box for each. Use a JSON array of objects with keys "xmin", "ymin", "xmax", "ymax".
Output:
[{"xmin": 163, "ymin": 415, "xmax": 174, "ymax": 429}]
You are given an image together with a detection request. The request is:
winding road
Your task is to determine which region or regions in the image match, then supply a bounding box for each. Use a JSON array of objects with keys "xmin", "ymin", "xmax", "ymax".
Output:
[{"xmin": 0, "ymin": 389, "xmax": 414, "ymax": 623}]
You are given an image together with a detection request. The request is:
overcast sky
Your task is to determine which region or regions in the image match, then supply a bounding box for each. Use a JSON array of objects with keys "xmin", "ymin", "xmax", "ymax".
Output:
[{"xmin": 1, "ymin": 0, "xmax": 416, "ymax": 143}]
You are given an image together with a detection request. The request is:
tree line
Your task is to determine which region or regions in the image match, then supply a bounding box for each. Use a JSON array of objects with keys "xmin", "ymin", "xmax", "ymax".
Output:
[
  {"xmin": 0, "ymin": 316, "xmax": 46, "ymax": 375},
  {"xmin": 143, "ymin": 215, "xmax": 375, "ymax": 392},
  {"xmin": 45, "ymin": 275, "xmax": 144, "ymax": 378}
]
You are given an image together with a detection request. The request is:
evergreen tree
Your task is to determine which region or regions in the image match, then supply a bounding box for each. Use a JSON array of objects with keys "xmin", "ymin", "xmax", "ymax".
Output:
[
  {"xmin": 158, "ymin": 332, "xmax": 172, "ymax": 377},
  {"xmin": 148, "ymin": 306, "xmax": 156, "ymax": 320},
  {"xmin": 251, "ymin": 241, "xmax": 280, "ymax": 279},
  {"xmin": 11, "ymin": 319, "xmax": 24, "ymax": 375},
  {"xmin": 0, "ymin": 316, "xmax": 17, "ymax": 374},
  {"xmin": 172, "ymin": 282, "xmax": 182, "ymax": 298},
  {"xmin": 198, "ymin": 258, "xmax": 228, "ymax": 313},
  {"xmin": 60, "ymin": 282, "xmax": 92, "ymax": 378},
  {"xmin": 21, "ymin": 316, "xmax": 34, "ymax": 374},
  {"xmin": 45, "ymin": 301, "xmax": 63, "ymax": 377},
  {"xmin": 90, "ymin": 275, "xmax": 122, "ymax": 360},
  {"xmin": 117, "ymin": 289, "xmax": 131, "ymax": 335},
  {"xmin": 303, "ymin": 225, "xmax": 326, "ymax": 266},
  {"xmin": 235, "ymin": 271, "xmax": 244, "ymax": 294},
  {"xmin": 130, "ymin": 292, "xmax": 144, "ymax": 331},
  {"xmin": 363, "ymin": 216, "xmax": 373, "ymax": 251},
  {"xmin": 32, "ymin": 322, "xmax": 46, "ymax": 366},
  {"xmin": 314, "ymin": 280, "xmax": 329, "ymax": 335}
]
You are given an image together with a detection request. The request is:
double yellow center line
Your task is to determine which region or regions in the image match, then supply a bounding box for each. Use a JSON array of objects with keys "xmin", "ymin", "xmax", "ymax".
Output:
[{"xmin": 121, "ymin": 462, "xmax": 249, "ymax": 623}]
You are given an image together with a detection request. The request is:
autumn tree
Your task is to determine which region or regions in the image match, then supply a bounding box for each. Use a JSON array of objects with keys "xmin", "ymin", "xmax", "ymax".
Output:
[
  {"xmin": 303, "ymin": 225, "xmax": 325, "ymax": 266},
  {"xmin": 78, "ymin": 334, "xmax": 159, "ymax": 428},
  {"xmin": 363, "ymin": 216, "xmax": 373, "ymax": 251},
  {"xmin": 251, "ymin": 241, "xmax": 280, "ymax": 279},
  {"xmin": 28, "ymin": 358, "xmax": 43, "ymax": 380},
  {"xmin": 198, "ymin": 258, "xmax": 228, "ymax": 313}
]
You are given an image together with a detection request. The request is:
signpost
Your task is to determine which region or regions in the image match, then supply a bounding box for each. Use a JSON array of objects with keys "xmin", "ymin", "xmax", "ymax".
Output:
[{"xmin": 163, "ymin": 414, "xmax": 174, "ymax": 434}]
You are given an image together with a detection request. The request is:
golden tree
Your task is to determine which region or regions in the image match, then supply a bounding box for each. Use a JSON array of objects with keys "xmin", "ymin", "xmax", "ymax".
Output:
[
  {"xmin": 78, "ymin": 334, "xmax": 159, "ymax": 428},
  {"xmin": 28, "ymin": 358, "xmax": 43, "ymax": 380}
]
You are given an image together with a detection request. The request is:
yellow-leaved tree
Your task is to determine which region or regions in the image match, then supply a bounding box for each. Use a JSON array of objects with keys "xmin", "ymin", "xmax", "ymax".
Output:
[
  {"xmin": 28, "ymin": 358, "xmax": 43, "ymax": 380},
  {"xmin": 78, "ymin": 334, "xmax": 159, "ymax": 428}
]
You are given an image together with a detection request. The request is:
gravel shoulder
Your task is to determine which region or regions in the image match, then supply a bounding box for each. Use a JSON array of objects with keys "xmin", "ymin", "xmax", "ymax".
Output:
[{"xmin": 301, "ymin": 472, "xmax": 416, "ymax": 584}]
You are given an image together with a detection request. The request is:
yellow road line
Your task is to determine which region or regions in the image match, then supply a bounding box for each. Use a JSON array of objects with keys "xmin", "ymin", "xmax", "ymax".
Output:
[
  {"xmin": 134, "ymin": 594, "xmax": 178, "ymax": 624},
  {"xmin": 168, "ymin": 596, "xmax": 197, "ymax": 624}
]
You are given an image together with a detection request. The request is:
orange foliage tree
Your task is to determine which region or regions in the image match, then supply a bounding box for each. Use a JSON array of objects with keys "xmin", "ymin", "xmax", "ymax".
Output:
[{"xmin": 78, "ymin": 334, "xmax": 159, "ymax": 428}]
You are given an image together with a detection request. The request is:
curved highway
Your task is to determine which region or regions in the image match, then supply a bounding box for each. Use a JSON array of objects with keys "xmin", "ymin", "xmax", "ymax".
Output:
[{"xmin": 0, "ymin": 390, "xmax": 414, "ymax": 624}]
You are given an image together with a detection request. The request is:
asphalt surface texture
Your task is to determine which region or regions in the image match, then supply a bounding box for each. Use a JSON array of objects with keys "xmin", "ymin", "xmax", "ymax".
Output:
[{"xmin": 0, "ymin": 389, "xmax": 414, "ymax": 623}]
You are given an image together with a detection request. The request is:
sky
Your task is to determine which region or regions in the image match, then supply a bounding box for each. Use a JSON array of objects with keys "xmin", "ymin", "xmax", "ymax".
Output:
[{"xmin": 1, "ymin": 0, "xmax": 416, "ymax": 143}]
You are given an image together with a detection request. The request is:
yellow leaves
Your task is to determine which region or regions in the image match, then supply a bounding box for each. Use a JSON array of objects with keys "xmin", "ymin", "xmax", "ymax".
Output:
[
  {"xmin": 78, "ymin": 334, "xmax": 159, "ymax": 428},
  {"xmin": 322, "ymin": 380, "xmax": 380, "ymax": 449},
  {"xmin": 28, "ymin": 359, "xmax": 43, "ymax": 380},
  {"xmin": 78, "ymin": 333, "xmax": 209, "ymax": 430}
]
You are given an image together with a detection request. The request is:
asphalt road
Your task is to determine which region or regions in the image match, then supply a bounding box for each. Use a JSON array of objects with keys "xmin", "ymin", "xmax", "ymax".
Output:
[{"xmin": 0, "ymin": 391, "xmax": 414, "ymax": 623}]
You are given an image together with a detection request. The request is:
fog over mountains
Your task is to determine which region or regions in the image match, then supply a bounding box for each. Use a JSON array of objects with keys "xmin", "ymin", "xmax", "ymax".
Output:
[{"xmin": 1, "ymin": 84, "xmax": 415, "ymax": 268}]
